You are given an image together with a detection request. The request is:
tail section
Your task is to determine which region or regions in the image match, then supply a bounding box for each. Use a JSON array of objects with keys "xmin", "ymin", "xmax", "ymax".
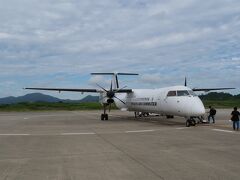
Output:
[{"xmin": 91, "ymin": 72, "xmax": 138, "ymax": 89}]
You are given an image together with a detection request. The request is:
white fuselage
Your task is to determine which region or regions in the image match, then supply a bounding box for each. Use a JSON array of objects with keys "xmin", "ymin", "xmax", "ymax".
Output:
[{"xmin": 114, "ymin": 86, "xmax": 205, "ymax": 118}]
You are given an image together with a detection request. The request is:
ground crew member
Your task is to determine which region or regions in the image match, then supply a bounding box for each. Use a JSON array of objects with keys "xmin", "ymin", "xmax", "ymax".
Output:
[
  {"xmin": 208, "ymin": 106, "xmax": 216, "ymax": 123},
  {"xmin": 231, "ymin": 107, "xmax": 240, "ymax": 131}
]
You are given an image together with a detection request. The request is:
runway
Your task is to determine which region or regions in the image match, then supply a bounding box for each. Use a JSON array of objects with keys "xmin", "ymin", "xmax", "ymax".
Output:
[{"xmin": 0, "ymin": 109, "xmax": 239, "ymax": 180}]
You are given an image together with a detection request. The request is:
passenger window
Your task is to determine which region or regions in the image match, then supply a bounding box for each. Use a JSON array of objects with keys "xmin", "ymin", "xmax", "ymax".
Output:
[
  {"xmin": 167, "ymin": 91, "xmax": 176, "ymax": 96},
  {"xmin": 177, "ymin": 90, "xmax": 189, "ymax": 96}
]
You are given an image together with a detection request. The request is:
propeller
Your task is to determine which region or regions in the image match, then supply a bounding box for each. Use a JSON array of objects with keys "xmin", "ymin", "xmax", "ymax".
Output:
[{"xmin": 97, "ymin": 80, "xmax": 126, "ymax": 112}]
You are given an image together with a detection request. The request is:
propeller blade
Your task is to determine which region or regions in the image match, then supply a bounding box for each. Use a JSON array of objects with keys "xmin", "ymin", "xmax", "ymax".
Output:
[
  {"xmin": 110, "ymin": 80, "xmax": 113, "ymax": 91},
  {"xmin": 114, "ymin": 96, "xmax": 126, "ymax": 104},
  {"xmin": 96, "ymin": 83, "xmax": 108, "ymax": 92}
]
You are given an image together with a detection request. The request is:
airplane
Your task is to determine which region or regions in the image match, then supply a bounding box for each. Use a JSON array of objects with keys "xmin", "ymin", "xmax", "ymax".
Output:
[{"xmin": 25, "ymin": 73, "xmax": 235, "ymax": 127}]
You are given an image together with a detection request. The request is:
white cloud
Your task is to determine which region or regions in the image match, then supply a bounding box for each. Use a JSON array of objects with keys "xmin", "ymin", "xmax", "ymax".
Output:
[
  {"xmin": 0, "ymin": 0, "xmax": 240, "ymax": 98},
  {"xmin": 140, "ymin": 74, "xmax": 162, "ymax": 84},
  {"xmin": 89, "ymin": 75, "xmax": 108, "ymax": 86}
]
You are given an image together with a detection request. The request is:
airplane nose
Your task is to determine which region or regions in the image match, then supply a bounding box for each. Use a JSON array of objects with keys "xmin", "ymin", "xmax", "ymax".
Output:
[{"xmin": 191, "ymin": 98, "xmax": 205, "ymax": 116}]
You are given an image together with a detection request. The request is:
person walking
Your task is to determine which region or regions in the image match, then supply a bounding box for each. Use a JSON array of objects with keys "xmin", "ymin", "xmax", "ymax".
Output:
[
  {"xmin": 231, "ymin": 107, "xmax": 240, "ymax": 131},
  {"xmin": 208, "ymin": 106, "xmax": 216, "ymax": 123}
]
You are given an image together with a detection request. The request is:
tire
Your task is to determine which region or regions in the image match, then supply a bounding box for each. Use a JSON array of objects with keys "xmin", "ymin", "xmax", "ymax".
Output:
[
  {"xmin": 191, "ymin": 120, "xmax": 196, "ymax": 126},
  {"xmin": 101, "ymin": 114, "xmax": 105, "ymax": 121},
  {"xmin": 105, "ymin": 114, "xmax": 108, "ymax": 120},
  {"xmin": 186, "ymin": 120, "xmax": 191, "ymax": 127}
]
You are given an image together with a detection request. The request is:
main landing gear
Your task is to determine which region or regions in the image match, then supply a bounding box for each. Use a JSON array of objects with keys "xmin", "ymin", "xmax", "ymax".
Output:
[
  {"xmin": 185, "ymin": 117, "xmax": 196, "ymax": 127},
  {"xmin": 101, "ymin": 104, "xmax": 108, "ymax": 121},
  {"xmin": 134, "ymin": 112, "xmax": 150, "ymax": 118}
]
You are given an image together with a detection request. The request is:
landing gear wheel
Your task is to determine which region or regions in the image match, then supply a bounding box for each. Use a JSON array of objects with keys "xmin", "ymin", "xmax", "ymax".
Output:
[
  {"xmin": 186, "ymin": 119, "xmax": 191, "ymax": 127},
  {"xmin": 101, "ymin": 114, "xmax": 108, "ymax": 121},
  {"xmin": 105, "ymin": 114, "xmax": 108, "ymax": 120},
  {"xmin": 191, "ymin": 119, "xmax": 196, "ymax": 126},
  {"xmin": 101, "ymin": 114, "xmax": 105, "ymax": 121}
]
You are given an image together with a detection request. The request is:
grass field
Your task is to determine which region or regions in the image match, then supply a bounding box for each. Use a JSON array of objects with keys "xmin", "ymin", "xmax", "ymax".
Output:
[
  {"xmin": 0, "ymin": 100, "xmax": 239, "ymax": 111},
  {"xmin": 0, "ymin": 102, "xmax": 104, "ymax": 111},
  {"xmin": 202, "ymin": 100, "xmax": 240, "ymax": 108}
]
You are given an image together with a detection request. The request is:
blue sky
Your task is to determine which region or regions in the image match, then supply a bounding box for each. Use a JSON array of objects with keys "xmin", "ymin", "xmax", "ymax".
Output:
[{"xmin": 0, "ymin": 0, "xmax": 239, "ymax": 99}]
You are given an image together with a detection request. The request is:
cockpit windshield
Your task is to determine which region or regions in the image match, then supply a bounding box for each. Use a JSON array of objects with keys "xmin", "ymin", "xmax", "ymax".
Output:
[
  {"xmin": 167, "ymin": 91, "xmax": 176, "ymax": 96},
  {"xmin": 167, "ymin": 90, "xmax": 197, "ymax": 97},
  {"xmin": 177, "ymin": 90, "xmax": 189, "ymax": 96}
]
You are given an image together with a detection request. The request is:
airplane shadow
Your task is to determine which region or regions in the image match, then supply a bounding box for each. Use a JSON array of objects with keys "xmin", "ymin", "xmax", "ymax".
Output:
[{"xmin": 111, "ymin": 114, "xmax": 186, "ymax": 127}]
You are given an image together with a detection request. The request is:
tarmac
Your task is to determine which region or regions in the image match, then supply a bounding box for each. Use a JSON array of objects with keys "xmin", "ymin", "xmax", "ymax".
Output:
[{"xmin": 0, "ymin": 109, "xmax": 239, "ymax": 180}]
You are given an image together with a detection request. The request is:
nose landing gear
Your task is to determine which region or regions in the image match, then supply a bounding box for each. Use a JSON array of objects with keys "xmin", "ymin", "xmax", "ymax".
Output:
[{"xmin": 101, "ymin": 104, "xmax": 108, "ymax": 121}]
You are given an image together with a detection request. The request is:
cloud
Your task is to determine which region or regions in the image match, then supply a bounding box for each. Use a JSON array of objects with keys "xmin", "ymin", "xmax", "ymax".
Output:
[
  {"xmin": 0, "ymin": 0, "xmax": 240, "ymax": 98},
  {"xmin": 140, "ymin": 74, "xmax": 162, "ymax": 84},
  {"xmin": 88, "ymin": 75, "xmax": 110, "ymax": 87}
]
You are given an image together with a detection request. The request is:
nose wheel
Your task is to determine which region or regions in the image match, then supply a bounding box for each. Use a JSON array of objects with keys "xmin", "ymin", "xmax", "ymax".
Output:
[
  {"xmin": 101, "ymin": 114, "xmax": 108, "ymax": 120},
  {"xmin": 186, "ymin": 118, "xmax": 196, "ymax": 127},
  {"xmin": 101, "ymin": 104, "xmax": 108, "ymax": 121}
]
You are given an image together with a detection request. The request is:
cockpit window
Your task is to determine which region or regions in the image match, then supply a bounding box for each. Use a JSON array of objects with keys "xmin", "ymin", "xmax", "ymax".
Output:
[
  {"xmin": 177, "ymin": 90, "xmax": 189, "ymax": 96},
  {"xmin": 167, "ymin": 91, "xmax": 176, "ymax": 96},
  {"xmin": 188, "ymin": 90, "xmax": 197, "ymax": 96}
]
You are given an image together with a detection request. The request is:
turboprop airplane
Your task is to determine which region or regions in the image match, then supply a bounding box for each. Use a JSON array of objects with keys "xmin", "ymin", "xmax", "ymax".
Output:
[{"xmin": 25, "ymin": 73, "xmax": 234, "ymax": 127}]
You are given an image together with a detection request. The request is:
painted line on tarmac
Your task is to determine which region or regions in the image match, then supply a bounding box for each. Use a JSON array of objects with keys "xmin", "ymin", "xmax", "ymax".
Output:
[
  {"xmin": 60, "ymin": 132, "xmax": 96, "ymax": 135},
  {"xmin": 175, "ymin": 127, "xmax": 189, "ymax": 130},
  {"xmin": 212, "ymin": 129, "xmax": 235, "ymax": 133},
  {"xmin": 0, "ymin": 134, "xmax": 30, "ymax": 136},
  {"xmin": 125, "ymin": 129, "xmax": 155, "ymax": 133}
]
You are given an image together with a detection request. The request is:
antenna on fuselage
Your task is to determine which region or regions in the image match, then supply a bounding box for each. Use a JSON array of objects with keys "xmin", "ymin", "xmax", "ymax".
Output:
[{"xmin": 184, "ymin": 77, "xmax": 187, "ymax": 87}]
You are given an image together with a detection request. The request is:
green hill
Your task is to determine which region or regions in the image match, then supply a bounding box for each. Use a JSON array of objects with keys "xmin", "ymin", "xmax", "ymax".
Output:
[{"xmin": 199, "ymin": 92, "xmax": 240, "ymax": 108}]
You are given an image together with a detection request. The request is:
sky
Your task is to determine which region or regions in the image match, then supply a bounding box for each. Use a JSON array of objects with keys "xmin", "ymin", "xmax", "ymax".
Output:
[{"xmin": 0, "ymin": 0, "xmax": 239, "ymax": 99}]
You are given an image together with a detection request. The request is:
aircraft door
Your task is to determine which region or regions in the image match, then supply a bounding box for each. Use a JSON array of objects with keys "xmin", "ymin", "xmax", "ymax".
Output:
[{"xmin": 164, "ymin": 90, "xmax": 181, "ymax": 114}]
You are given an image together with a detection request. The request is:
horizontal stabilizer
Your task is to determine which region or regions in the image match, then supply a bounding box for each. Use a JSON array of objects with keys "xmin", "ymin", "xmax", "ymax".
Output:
[
  {"xmin": 91, "ymin": 72, "xmax": 138, "ymax": 89},
  {"xmin": 91, "ymin": 73, "xmax": 138, "ymax": 76},
  {"xmin": 116, "ymin": 73, "xmax": 139, "ymax": 75}
]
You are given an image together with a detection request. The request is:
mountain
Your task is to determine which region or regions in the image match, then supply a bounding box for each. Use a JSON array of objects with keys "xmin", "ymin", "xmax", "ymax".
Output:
[
  {"xmin": 79, "ymin": 95, "xmax": 99, "ymax": 102},
  {"xmin": 0, "ymin": 93, "xmax": 99, "ymax": 104},
  {"xmin": 1, "ymin": 92, "xmax": 239, "ymax": 105}
]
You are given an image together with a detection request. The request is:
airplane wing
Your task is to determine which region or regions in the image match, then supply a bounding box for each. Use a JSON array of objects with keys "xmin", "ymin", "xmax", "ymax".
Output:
[
  {"xmin": 24, "ymin": 88, "xmax": 99, "ymax": 93},
  {"xmin": 192, "ymin": 87, "xmax": 235, "ymax": 92},
  {"xmin": 115, "ymin": 89, "xmax": 132, "ymax": 93},
  {"xmin": 24, "ymin": 87, "xmax": 133, "ymax": 93}
]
